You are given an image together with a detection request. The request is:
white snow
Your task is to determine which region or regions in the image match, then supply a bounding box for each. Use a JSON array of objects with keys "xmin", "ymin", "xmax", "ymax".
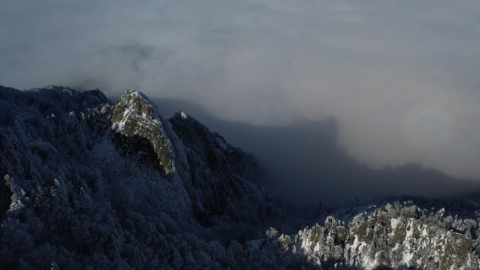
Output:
[{"xmin": 391, "ymin": 217, "xmax": 401, "ymax": 230}]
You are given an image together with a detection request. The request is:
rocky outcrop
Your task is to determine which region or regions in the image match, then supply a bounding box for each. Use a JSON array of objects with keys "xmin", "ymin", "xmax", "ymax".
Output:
[
  {"xmin": 111, "ymin": 90, "xmax": 175, "ymax": 177},
  {"xmin": 108, "ymin": 90, "xmax": 274, "ymax": 225},
  {"xmin": 263, "ymin": 202, "xmax": 480, "ymax": 270}
]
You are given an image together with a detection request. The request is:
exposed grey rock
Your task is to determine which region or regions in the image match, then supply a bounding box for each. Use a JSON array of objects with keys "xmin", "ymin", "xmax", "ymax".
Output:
[{"xmin": 111, "ymin": 90, "xmax": 175, "ymax": 177}]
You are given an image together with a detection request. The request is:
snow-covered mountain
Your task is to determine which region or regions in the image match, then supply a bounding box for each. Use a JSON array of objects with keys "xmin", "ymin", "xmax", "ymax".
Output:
[{"xmin": 1, "ymin": 85, "xmax": 480, "ymax": 269}]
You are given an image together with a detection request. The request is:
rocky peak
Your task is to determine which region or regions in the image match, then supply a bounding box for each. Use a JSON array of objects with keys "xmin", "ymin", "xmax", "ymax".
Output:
[
  {"xmin": 111, "ymin": 90, "xmax": 175, "ymax": 177},
  {"xmin": 111, "ymin": 90, "xmax": 156, "ymax": 123}
]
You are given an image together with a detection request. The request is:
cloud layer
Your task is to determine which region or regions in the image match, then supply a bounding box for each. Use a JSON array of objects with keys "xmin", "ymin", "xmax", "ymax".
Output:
[{"xmin": 1, "ymin": 0, "xmax": 480, "ymax": 179}]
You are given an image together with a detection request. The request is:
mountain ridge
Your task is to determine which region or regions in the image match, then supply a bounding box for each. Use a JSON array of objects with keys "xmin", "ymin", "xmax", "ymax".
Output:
[{"xmin": 1, "ymin": 85, "xmax": 480, "ymax": 269}]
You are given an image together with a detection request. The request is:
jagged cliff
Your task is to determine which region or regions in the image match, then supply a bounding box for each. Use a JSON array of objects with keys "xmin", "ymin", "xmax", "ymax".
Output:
[{"xmin": 0, "ymin": 85, "xmax": 479, "ymax": 270}]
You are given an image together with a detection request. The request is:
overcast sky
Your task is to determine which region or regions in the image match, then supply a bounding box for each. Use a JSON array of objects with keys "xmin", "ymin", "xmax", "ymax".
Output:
[{"xmin": 2, "ymin": 0, "xmax": 480, "ymax": 179}]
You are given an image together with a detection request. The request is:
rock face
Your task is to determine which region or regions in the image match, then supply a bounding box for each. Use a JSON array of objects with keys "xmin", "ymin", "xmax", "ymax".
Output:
[{"xmin": 111, "ymin": 90, "xmax": 175, "ymax": 177}]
